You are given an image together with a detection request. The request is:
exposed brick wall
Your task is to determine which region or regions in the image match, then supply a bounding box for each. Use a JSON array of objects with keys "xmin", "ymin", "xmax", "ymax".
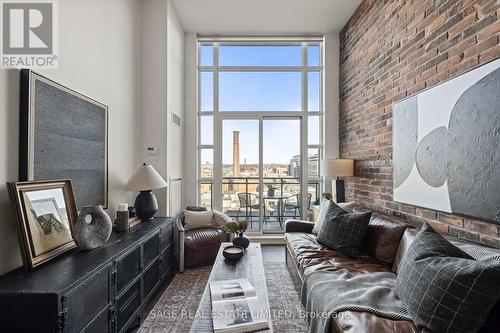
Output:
[{"xmin": 339, "ymin": 0, "xmax": 500, "ymax": 247}]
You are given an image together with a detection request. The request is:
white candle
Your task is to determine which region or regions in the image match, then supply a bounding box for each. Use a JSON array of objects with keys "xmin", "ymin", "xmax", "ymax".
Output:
[
  {"xmin": 118, "ymin": 203, "xmax": 128, "ymax": 211},
  {"xmin": 225, "ymin": 247, "xmax": 242, "ymax": 254}
]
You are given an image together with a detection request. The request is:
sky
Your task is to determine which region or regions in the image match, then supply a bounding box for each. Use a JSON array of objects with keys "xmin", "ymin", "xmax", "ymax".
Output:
[
  {"xmin": 199, "ymin": 44, "xmax": 321, "ymax": 164},
  {"xmin": 223, "ymin": 119, "xmax": 300, "ymax": 164}
]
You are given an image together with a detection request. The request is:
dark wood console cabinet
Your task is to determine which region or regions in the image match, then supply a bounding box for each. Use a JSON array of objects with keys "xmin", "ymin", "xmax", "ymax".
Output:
[{"xmin": 0, "ymin": 217, "xmax": 175, "ymax": 333}]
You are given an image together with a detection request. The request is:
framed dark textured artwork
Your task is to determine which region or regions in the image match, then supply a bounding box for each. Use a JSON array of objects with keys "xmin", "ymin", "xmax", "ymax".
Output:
[
  {"xmin": 19, "ymin": 69, "xmax": 108, "ymax": 209},
  {"xmin": 393, "ymin": 58, "xmax": 499, "ymax": 224}
]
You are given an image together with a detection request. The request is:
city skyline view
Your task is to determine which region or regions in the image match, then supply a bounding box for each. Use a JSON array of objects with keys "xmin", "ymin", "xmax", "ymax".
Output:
[
  {"xmin": 201, "ymin": 129, "xmax": 319, "ymax": 180},
  {"xmin": 200, "ymin": 118, "xmax": 320, "ymax": 165}
]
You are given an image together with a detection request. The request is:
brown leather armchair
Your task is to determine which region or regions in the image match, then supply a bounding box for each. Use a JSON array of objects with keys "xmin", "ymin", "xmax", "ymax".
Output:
[{"xmin": 174, "ymin": 206, "xmax": 230, "ymax": 272}]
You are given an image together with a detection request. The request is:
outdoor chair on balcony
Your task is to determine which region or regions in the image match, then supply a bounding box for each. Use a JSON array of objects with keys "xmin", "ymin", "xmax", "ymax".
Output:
[
  {"xmin": 236, "ymin": 192, "xmax": 259, "ymax": 228},
  {"xmin": 263, "ymin": 198, "xmax": 282, "ymax": 229},
  {"xmin": 283, "ymin": 193, "xmax": 312, "ymax": 219}
]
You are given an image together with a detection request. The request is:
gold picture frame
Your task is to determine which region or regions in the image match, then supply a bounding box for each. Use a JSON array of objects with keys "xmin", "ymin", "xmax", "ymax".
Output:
[{"xmin": 8, "ymin": 180, "xmax": 77, "ymax": 270}]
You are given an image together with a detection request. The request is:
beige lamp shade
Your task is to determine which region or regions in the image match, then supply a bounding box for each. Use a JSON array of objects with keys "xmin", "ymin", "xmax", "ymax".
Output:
[
  {"xmin": 126, "ymin": 163, "xmax": 168, "ymax": 191},
  {"xmin": 322, "ymin": 159, "xmax": 354, "ymax": 177}
]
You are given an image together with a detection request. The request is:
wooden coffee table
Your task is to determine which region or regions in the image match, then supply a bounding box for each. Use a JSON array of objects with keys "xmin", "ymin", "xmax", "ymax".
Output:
[{"xmin": 189, "ymin": 243, "xmax": 273, "ymax": 332}]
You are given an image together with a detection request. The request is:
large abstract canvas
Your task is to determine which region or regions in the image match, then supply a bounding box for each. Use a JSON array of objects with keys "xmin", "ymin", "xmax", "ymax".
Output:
[
  {"xmin": 19, "ymin": 70, "xmax": 108, "ymax": 209},
  {"xmin": 393, "ymin": 58, "xmax": 500, "ymax": 224}
]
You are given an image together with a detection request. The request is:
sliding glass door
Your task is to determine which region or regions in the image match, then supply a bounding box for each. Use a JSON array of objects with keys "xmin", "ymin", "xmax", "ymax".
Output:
[
  {"xmin": 262, "ymin": 118, "xmax": 301, "ymax": 232},
  {"xmin": 221, "ymin": 119, "xmax": 260, "ymax": 230},
  {"xmin": 221, "ymin": 117, "xmax": 302, "ymax": 233}
]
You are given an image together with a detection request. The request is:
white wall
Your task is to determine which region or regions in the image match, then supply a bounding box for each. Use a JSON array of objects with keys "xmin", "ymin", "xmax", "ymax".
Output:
[
  {"xmin": 0, "ymin": 0, "xmax": 140, "ymax": 274},
  {"xmin": 166, "ymin": 0, "xmax": 185, "ymax": 216},
  {"xmin": 138, "ymin": 0, "xmax": 168, "ymax": 215},
  {"xmin": 324, "ymin": 33, "xmax": 340, "ymax": 193},
  {"xmin": 183, "ymin": 33, "xmax": 198, "ymax": 207},
  {"xmin": 138, "ymin": 0, "xmax": 184, "ymax": 216},
  {"xmin": 0, "ymin": 69, "xmax": 20, "ymax": 274}
]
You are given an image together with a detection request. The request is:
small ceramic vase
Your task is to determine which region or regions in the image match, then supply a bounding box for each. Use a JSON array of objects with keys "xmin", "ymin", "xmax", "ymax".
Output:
[
  {"xmin": 232, "ymin": 233, "xmax": 250, "ymax": 249},
  {"xmin": 73, "ymin": 205, "xmax": 112, "ymax": 250}
]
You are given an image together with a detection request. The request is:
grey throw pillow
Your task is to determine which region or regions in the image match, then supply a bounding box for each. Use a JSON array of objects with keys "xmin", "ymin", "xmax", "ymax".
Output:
[
  {"xmin": 312, "ymin": 200, "xmax": 355, "ymax": 235},
  {"xmin": 317, "ymin": 204, "xmax": 371, "ymax": 257},
  {"xmin": 312, "ymin": 197, "xmax": 331, "ymax": 234},
  {"xmin": 395, "ymin": 223, "xmax": 500, "ymax": 333}
]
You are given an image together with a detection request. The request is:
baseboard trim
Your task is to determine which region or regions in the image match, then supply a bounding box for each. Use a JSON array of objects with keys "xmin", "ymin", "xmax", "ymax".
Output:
[{"xmin": 247, "ymin": 235, "xmax": 285, "ymax": 244}]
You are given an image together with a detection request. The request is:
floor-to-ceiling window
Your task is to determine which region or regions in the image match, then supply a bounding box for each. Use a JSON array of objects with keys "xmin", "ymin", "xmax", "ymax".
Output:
[{"xmin": 198, "ymin": 36, "xmax": 324, "ymax": 233}]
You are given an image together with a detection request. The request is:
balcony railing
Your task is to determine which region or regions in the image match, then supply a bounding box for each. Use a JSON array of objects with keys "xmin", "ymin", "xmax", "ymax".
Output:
[{"xmin": 201, "ymin": 177, "xmax": 321, "ymax": 232}]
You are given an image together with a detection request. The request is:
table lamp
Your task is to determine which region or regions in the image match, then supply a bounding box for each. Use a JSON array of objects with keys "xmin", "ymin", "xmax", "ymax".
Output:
[
  {"xmin": 126, "ymin": 163, "xmax": 168, "ymax": 221},
  {"xmin": 322, "ymin": 159, "xmax": 354, "ymax": 203}
]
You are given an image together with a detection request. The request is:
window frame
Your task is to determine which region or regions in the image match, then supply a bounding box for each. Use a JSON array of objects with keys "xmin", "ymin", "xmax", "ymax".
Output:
[{"xmin": 197, "ymin": 37, "xmax": 324, "ymax": 219}]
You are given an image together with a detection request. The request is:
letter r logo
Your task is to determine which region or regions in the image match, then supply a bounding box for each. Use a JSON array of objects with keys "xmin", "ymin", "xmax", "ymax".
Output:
[{"xmin": 2, "ymin": 2, "xmax": 53, "ymax": 54}]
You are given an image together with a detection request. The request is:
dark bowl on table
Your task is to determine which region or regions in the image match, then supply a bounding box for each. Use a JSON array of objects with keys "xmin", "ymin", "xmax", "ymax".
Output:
[{"xmin": 223, "ymin": 245, "xmax": 244, "ymax": 261}]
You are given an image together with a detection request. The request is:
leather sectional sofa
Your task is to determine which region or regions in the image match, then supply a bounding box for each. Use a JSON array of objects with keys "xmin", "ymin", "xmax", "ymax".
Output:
[{"xmin": 285, "ymin": 211, "xmax": 500, "ymax": 333}]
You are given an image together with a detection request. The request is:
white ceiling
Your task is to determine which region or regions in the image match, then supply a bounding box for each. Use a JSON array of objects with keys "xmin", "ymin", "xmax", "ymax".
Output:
[{"xmin": 170, "ymin": 0, "xmax": 362, "ymax": 34}]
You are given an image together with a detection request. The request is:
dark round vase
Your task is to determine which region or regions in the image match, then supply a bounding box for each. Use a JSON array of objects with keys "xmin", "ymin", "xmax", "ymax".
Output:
[
  {"xmin": 233, "ymin": 234, "xmax": 250, "ymax": 249},
  {"xmin": 134, "ymin": 190, "xmax": 158, "ymax": 221},
  {"xmin": 232, "ymin": 234, "xmax": 250, "ymax": 249}
]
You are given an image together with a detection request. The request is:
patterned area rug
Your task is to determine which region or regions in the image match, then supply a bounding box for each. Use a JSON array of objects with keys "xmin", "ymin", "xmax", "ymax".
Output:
[{"xmin": 139, "ymin": 263, "xmax": 308, "ymax": 333}]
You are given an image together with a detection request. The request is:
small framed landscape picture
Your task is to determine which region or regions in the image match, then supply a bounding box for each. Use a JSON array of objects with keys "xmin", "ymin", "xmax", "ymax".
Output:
[{"xmin": 8, "ymin": 180, "xmax": 77, "ymax": 269}]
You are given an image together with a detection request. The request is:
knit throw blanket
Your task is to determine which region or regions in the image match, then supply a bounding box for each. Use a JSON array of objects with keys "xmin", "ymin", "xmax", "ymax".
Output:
[{"xmin": 301, "ymin": 269, "xmax": 412, "ymax": 333}]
